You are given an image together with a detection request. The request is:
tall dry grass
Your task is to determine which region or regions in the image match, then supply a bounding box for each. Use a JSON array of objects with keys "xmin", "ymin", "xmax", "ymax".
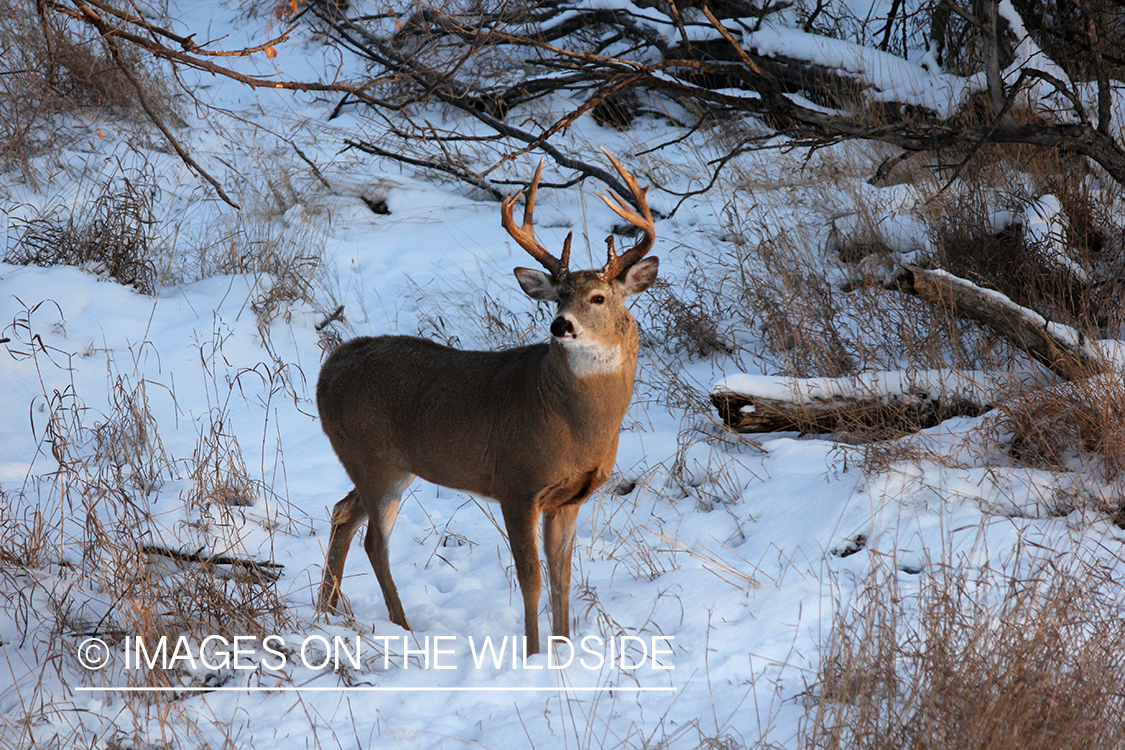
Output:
[
  {"xmin": 6, "ymin": 170, "xmax": 165, "ymax": 294},
  {"xmin": 804, "ymin": 556, "xmax": 1125, "ymax": 750}
]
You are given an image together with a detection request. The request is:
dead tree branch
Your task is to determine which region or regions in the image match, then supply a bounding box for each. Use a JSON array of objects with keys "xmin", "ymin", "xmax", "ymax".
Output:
[
  {"xmin": 887, "ymin": 264, "xmax": 1108, "ymax": 381},
  {"xmin": 44, "ymin": 0, "xmax": 1125, "ymax": 202}
]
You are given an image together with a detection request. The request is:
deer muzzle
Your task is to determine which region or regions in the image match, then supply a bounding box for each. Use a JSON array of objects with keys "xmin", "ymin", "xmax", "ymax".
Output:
[{"xmin": 550, "ymin": 316, "xmax": 575, "ymax": 338}]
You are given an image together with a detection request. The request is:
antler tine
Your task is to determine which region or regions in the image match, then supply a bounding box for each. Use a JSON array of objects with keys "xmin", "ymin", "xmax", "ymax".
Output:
[
  {"xmin": 595, "ymin": 148, "xmax": 655, "ymax": 281},
  {"xmin": 561, "ymin": 231, "xmax": 573, "ymax": 270},
  {"xmin": 501, "ymin": 158, "xmax": 568, "ymax": 278},
  {"xmin": 604, "ymin": 236, "xmax": 618, "ymax": 275}
]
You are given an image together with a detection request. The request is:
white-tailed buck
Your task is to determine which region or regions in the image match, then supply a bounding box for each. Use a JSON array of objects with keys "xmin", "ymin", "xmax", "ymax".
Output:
[{"xmin": 316, "ymin": 150, "xmax": 658, "ymax": 654}]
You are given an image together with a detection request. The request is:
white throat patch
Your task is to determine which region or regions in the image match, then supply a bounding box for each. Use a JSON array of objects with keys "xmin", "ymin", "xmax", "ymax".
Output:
[{"xmin": 560, "ymin": 338, "xmax": 624, "ymax": 377}]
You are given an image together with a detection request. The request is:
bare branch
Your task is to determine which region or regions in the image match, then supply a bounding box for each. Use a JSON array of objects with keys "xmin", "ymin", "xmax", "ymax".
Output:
[
  {"xmin": 44, "ymin": 0, "xmax": 1125, "ymax": 200},
  {"xmin": 86, "ymin": 11, "xmax": 241, "ymax": 209},
  {"xmin": 344, "ymin": 140, "xmax": 504, "ymax": 201}
]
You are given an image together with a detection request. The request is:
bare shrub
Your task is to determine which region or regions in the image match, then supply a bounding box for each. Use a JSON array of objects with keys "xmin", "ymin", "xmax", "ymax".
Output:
[
  {"xmin": 1009, "ymin": 0, "xmax": 1125, "ymax": 83},
  {"xmin": 693, "ymin": 214, "xmax": 855, "ymax": 377},
  {"xmin": 7, "ymin": 173, "xmax": 163, "ymax": 294},
  {"xmin": 0, "ymin": 0, "xmax": 177, "ymax": 179},
  {"xmin": 805, "ymin": 557, "xmax": 1125, "ymax": 750},
  {"xmin": 753, "ymin": 261, "xmax": 854, "ymax": 377}
]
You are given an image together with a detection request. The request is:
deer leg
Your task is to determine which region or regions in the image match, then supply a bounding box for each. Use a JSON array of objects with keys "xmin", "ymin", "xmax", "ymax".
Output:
[
  {"xmin": 543, "ymin": 503, "xmax": 580, "ymax": 641},
  {"xmin": 318, "ymin": 489, "xmax": 368, "ymax": 614},
  {"xmin": 363, "ymin": 473, "xmax": 413, "ymax": 631},
  {"xmin": 501, "ymin": 500, "xmax": 543, "ymax": 655}
]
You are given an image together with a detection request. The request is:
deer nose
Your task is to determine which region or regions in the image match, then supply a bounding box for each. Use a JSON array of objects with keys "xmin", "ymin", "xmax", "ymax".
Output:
[{"xmin": 550, "ymin": 316, "xmax": 574, "ymax": 337}]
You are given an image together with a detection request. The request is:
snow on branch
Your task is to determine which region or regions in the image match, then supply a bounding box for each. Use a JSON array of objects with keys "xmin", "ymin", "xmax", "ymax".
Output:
[{"xmin": 887, "ymin": 264, "xmax": 1108, "ymax": 381}]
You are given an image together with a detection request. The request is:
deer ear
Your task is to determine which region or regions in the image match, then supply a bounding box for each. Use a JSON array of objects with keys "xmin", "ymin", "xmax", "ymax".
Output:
[
  {"xmin": 514, "ymin": 267, "xmax": 559, "ymax": 301},
  {"xmin": 619, "ymin": 256, "xmax": 658, "ymax": 297}
]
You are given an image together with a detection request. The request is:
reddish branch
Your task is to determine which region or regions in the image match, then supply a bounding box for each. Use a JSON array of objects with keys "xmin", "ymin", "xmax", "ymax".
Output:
[{"xmin": 47, "ymin": 0, "xmax": 1125, "ymax": 205}]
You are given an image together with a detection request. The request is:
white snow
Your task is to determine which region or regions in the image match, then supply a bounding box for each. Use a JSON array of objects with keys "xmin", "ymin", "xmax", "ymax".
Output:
[
  {"xmin": 713, "ymin": 368, "xmax": 1003, "ymax": 404},
  {"xmin": 1, "ymin": 2, "xmax": 1124, "ymax": 748},
  {"xmin": 743, "ymin": 24, "xmax": 970, "ymax": 116}
]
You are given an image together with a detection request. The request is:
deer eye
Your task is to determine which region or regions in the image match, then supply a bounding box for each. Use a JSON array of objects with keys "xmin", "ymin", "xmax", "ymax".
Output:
[{"xmin": 591, "ymin": 294, "xmax": 606, "ymax": 305}]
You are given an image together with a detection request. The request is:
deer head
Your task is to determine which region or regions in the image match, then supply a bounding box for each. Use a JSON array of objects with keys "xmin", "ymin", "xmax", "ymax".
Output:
[{"xmin": 503, "ymin": 150, "xmax": 659, "ymax": 376}]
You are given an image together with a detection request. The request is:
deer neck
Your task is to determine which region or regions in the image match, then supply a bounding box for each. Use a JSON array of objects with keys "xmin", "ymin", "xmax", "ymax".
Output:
[
  {"xmin": 555, "ymin": 336, "xmax": 627, "ymax": 378},
  {"xmin": 541, "ymin": 332, "xmax": 638, "ymax": 426}
]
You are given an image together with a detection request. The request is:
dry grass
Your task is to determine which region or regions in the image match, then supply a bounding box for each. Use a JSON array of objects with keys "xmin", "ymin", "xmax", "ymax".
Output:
[
  {"xmin": 93, "ymin": 377, "xmax": 176, "ymax": 500},
  {"xmin": 1, "ymin": 329, "xmax": 290, "ymax": 739},
  {"xmin": 696, "ymin": 141, "xmax": 1125, "ymax": 750},
  {"xmin": 922, "ymin": 156, "xmax": 1123, "ymax": 334},
  {"xmin": 645, "ymin": 269, "xmax": 734, "ymax": 360},
  {"xmin": 804, "ymin": 556, "xmax": 1125, "ymax": 750},
  {"xmin": 0, "ymin": 0, "xmax": 178, "ymax": 181},
  {"xmin": 188, "ymin": 410, "xmax": 258, "ymax": 510},
  {"xmin": 0, "ymin": 133, "xmax": 330, "ymax": 748},
  {"xmin": 6, "ymin": 172, "xmax": 165, "ymax": 294},
  {"xmin": 698, "ymin": 113, "xmax": 1125, "ymax": 450},
  {"xmin": 679, "ymin": 196, "xmax": 1007, "ymax": 386},
  {"xmin": 186, "ymin": 161, "xmax": 333, "ymax": 333},
  {"xmin": 739, "ymin": 225, "xmax": 856, "ymax": 377},
  {"xmin": 407, "ymin": 269, "xmax": 548, "ymax": 350},
  {"xmin": 1000, "ymin": 368, "xmax": 1125, "ymax": 493},
  {"xmin": 0, "ymin": 173, "xmax": 320, "ymax": 742},
  {"xmin": 915, "ymin": 139, "xmax": 1125, "ymax": 321}
]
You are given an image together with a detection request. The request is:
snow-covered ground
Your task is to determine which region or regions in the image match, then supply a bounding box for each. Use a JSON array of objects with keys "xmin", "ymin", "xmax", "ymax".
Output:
[{"xmin": 2, "ymin": 1, "xmax": 1125, "ymax": 748}]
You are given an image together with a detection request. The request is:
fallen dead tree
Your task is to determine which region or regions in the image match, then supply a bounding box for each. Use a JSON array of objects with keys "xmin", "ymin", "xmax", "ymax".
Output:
[
  {"xmin": 713, "ymin": 266, "xmax": 1111, "ymax": 435},
  {"xmin": 887, "ymin": 264, "xmax": 1109, "ymax": 382},
  {"xmin": 142, "ymin": 544, "xmax": 284, "ymax": 583},
  {"xmin": 33, "ymin": 0, "xmax": 1125, "ymax": 206},
  {"xmin": 711, "ymin": 369, "xmax": 994, "ymax": 435}
]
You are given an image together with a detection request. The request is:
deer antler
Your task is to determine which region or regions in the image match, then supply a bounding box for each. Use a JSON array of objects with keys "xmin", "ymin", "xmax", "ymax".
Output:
[
  {"xmin": 595, "ymin": 149, "xmax": 655, "ymax": 281},
  {"xmin": 502, "ymin": 158, "xmax": 571, "ymax": 279}
]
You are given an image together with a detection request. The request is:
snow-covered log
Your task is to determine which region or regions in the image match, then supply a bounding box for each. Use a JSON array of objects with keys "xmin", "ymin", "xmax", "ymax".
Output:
[
  {"xmin": 887, "ymin": 264, "xmax": 1108, "ymax": 381},
  {"xmin": 711, "ymin": 370, "xmax": 994, "ymax": 435}
]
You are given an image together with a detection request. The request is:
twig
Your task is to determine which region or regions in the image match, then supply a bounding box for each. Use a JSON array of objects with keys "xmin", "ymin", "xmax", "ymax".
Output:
[
  {"xmin": 343, "ymin": 139, "xmax": 505, "ymax": 200},
  {"xmin": 316, "ymin": 305, "xmax": 345, "ymax": 331},
  {"xmin": 291, "ymin": 141, "xmax": 332, "ymax": 190}
]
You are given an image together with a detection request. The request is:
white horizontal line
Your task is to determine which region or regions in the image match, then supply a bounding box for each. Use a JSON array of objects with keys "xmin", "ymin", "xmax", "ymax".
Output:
[{"xmin": 75, "ymin": 686, "xmax": 675, "ymax": 693}]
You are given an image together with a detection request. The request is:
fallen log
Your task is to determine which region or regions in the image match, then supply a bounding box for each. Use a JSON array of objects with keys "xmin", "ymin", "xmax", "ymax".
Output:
[
  {"xmin": 711, "ymin": 369, "xmax": 994, "ymax": 435},
  {"xmin": 142, "ymin": 544, "xmax": 284, "ymax": 583},
  {"xmin": 713, "ymin": 266, "xmax": 1113, "ymax": 436},
  {"xmin": 887, "ymin": 264, "xmax": 1108, "ymax": 381}
]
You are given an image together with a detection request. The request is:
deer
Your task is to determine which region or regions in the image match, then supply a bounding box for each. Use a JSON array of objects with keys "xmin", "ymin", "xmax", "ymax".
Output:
[{"xmin": 315, "ymin": 150, "xmax": 658, "ymax": 654}]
